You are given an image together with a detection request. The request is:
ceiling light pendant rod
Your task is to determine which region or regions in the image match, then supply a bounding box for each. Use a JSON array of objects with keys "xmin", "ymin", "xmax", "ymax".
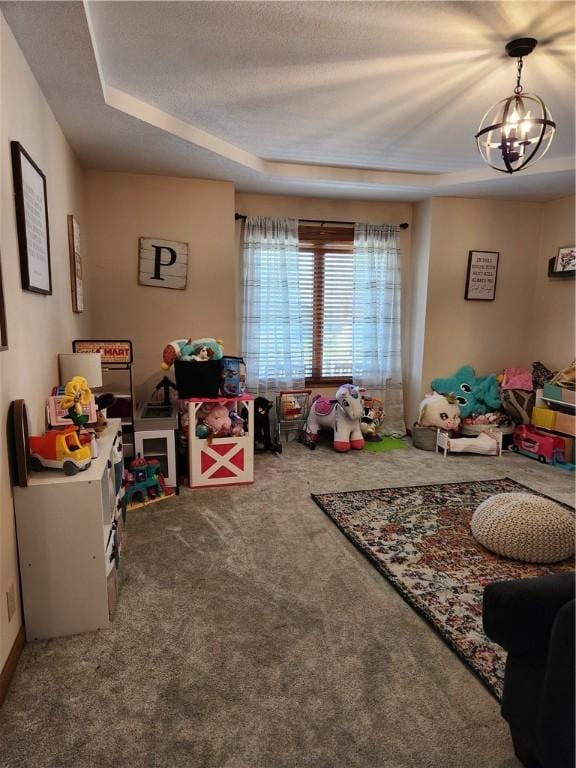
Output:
[
  {"xmin": 235, "ymin": 213, "xmax": 409, "ymax": 230},
  {"xmin": 514, "ymin": 54, "xmax": 524, "ymax": 95}
]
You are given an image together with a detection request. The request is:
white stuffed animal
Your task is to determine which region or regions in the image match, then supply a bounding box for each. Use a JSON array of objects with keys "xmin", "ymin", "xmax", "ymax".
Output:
[{"xmin": 417, "ymin": 392, "xmax": 461, "ymax": 432}]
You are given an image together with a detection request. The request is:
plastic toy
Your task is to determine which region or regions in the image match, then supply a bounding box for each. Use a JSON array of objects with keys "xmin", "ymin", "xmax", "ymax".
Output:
[
  {"xmin": 60, "ymin": 376, "xmax": 92, "ymax": 430},
  {"xmin": 220, "ymin": 356, "xmax": 246, "ymax": 397},
  {"xmin": 510, "ymin": 425, "xmax": 575, "ymax": 470},
  {"xmin": 195, "ymin": 423, "xmax": 211, "ymax": 439},
  {"xmin": 417, "ymin": 392, "xmax": 461, "ymax": 431},
  {"xmin": 29, "ymin": 426, "xmax": 92, "ymax": 475},
  {"xmin": 161, "ymin": 337, "xmax": 223, "ymax": 371},
  {"xmin": 307, "ymin": 384, "xmax": 365, "ymax": 452},
  {"xmin": 122, "ymin": 456, "xmax": 173, "ymax": 510},
  {"xmin": 431, "ymin": 365, "xmax": 501, "ymax": 418},
  {"xmin": 47, "ymin": 385, "xmax": 97, "ymax": 428}
]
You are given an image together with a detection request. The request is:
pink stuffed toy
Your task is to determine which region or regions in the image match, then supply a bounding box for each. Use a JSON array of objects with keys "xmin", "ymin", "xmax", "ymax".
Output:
[{"xmin": 203, "ymin": 404, "xmax": 231, "ymax": 437}]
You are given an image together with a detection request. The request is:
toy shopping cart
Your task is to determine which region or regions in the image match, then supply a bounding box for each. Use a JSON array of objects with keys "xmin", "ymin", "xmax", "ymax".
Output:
[{"xmin": 275, "ymin": 390, "xmax": 314, "ymax": 446}]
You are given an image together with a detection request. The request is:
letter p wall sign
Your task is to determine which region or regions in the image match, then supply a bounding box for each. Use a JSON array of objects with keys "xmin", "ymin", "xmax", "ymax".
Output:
[{"xmin": 139, "ymin": 237, "xmax": 188, "ymax": 289}]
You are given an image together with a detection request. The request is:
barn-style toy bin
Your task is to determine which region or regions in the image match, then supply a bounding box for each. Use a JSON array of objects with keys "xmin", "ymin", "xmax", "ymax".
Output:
[{"xmin": 188, "ymin": 395, "xmax": 254, "ymax": 488}]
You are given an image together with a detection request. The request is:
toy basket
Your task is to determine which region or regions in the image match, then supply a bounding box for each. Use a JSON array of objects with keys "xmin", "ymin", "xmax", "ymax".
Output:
[
  {"xmin": 174, "ymin": 360, "xmax": 222, "ymax": 398},
  {"xmin": 411, "ymin": 423, "xmax": 438, "ymax": 451},
  {"xmin": 275, "ymin": 390, "xmax": 312, "ymax": 444}
]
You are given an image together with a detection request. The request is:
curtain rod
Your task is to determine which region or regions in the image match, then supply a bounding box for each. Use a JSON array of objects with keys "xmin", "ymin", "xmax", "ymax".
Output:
[{"xmin": 235, "ymin": 213, "xmax": 409, "ymax": 230}]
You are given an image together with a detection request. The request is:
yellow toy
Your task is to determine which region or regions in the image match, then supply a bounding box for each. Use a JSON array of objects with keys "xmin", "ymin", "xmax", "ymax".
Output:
[
  {"xmin": 60, "ymin": 376, "xmax": 92, "ymax": 429},
  {"xmin": 29, "ymin": 427, "xmax": 92, "ymax": 475}
]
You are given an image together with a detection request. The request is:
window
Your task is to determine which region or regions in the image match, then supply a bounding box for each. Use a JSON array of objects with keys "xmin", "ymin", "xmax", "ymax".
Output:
[{"xmin": 298, "ymin": 225, "xmax": 354, "ymax": 385}]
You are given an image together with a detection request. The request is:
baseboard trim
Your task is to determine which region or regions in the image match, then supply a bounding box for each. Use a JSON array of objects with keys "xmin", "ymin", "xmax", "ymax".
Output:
[{"xmin": 0, "ymin": 624, "xmax": 25, "ymax": 706}]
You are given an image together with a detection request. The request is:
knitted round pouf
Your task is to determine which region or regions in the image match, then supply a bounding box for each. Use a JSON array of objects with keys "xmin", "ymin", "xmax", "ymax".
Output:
[{"xmin": 471, "ymin": 492, "xmax": 575, "ymax": 563}]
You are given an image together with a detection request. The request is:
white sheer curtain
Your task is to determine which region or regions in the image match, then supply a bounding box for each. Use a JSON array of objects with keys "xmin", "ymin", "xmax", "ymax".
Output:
[
  {"xmin": 352, "ymin": 223, "xmax": 405, "ymax": 436},
  {"xmin": 241, "ymin": 216, "xmax": 305, "ymax": 395}
]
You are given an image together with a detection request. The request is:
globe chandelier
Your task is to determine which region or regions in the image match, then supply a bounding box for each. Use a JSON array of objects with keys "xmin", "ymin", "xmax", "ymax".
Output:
[{"xmin": 475, "ymin": 38, "xmax": 556, "ymax": 174}]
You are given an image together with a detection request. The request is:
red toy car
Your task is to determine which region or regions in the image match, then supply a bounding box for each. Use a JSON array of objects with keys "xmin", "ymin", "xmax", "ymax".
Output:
[{"xmin": 511, "ymin": 425, "xmax": 573, "ymax": 469}]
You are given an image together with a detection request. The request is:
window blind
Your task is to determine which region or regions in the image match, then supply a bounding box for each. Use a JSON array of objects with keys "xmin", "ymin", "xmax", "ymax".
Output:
[{"xmin": 298, "ymin": 226, "xmax": 354, "ymax": 382}]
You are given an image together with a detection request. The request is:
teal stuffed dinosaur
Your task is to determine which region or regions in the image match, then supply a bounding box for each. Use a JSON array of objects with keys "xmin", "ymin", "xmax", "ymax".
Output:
[{"xmin": 431, "ymin": 365, "xmax": 501, "ymax": 418}]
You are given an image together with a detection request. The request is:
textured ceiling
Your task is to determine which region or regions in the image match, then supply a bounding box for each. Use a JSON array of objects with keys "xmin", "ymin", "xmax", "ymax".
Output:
[
  {"xmin": 2, "ymin": 1, "xmax": 574, "ymax": 201},
  {"xmin": 89, "ymin": 0, "xmax": 575, "ymax": 172}
]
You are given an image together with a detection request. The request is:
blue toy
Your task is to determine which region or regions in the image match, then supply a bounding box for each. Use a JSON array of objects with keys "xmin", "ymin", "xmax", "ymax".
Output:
[
  {"xmin": 220, "ymin": 356, "xmax": 246, "ymax": 397},
  {"xmin": 431, "ymin": 365, "xmax": 501, "ymax": 418}
]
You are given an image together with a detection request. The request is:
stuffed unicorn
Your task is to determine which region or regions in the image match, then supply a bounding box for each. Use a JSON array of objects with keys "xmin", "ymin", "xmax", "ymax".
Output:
[{"xmin": 307, "ymin": 384, "xmax": 364, "ymax": 452}]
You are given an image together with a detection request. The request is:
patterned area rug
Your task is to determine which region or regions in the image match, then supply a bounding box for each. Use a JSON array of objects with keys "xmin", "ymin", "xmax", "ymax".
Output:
[{"xmin": 311, "ymin": 478, "xmax": 574, "ymax": 699}]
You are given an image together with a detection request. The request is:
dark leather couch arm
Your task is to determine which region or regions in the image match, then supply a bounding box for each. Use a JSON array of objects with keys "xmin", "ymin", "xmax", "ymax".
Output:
[
  {"xmin": 483, "ymin": 572, "xmax": 575, "ymax": 655},
  {"xmin": 537, "ymin": 599, "xmax": 575, "ymax": 768}
]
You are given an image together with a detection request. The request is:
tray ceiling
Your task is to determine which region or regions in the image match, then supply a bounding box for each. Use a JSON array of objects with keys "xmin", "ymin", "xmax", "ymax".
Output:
[{"xmin": 2, "ymin": 1, "xmax": 574, "ymax": 200}]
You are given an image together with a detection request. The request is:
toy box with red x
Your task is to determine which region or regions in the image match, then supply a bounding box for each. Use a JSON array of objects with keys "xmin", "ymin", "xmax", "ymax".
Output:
[{"xmin": 188, "ymin": 395, "xmax": 254, "ymax": 488}]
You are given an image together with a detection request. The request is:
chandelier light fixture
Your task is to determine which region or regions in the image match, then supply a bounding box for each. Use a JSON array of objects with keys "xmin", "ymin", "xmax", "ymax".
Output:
[{"xmin": 475, "ymin": 38, "xmax": 556, "ymax": 174}]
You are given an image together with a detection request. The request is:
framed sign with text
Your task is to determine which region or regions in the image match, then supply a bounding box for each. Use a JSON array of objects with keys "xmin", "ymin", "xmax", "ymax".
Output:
[
  {"xmin": 465, "ymin": 250, "xmax": 499, "ymax": 301},
  {"xmin": 11, "ymin": 142, "xmax": 52, "ymax": 295},
  {"xmin": 73, "ymin": 340, "xmax": 133, "ymax": 364}
]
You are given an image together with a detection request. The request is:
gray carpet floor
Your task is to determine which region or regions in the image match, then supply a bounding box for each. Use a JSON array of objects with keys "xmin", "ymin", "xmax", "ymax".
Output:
[{"xmin": 0, "ymin": 440, "xmax": 573, "ymax": 768}]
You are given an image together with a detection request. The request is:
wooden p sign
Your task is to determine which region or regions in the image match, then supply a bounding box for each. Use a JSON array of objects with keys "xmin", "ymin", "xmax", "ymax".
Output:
[{"xmin": 139, "ymin": 237, "xmax": 188, "ymax": 289}]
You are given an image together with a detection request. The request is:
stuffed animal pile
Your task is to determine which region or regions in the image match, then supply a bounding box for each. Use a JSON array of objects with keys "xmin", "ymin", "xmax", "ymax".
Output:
[
  {"xmin": 161, "ymin": 337, "xmax": 224, "ymax": 371},
  {"xmin": 430, "ymin": 365, "xmax": 501, "ymax": 419},
  {"xmin": 360, "ymin": 395, "xmax": 385, "ymax": 440},
  {"xmin": 195, "ymin": 401, "xmax": 245, "ymax": 439}
]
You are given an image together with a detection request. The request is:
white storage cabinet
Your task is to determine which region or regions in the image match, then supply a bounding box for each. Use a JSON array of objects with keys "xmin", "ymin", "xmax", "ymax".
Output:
[
  {"xmin": 14, "ymin": 419, "xmax": 124, "ymax": 640},
  {"xmin": 134, "ymin": 429, "xmax": 177, "ymax": 488}
]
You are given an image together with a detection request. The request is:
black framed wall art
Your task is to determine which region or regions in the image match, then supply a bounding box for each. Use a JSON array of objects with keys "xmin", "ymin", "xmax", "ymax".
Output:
[
  {"xmin": 464, "ymin": 250, "xmax": 499, "ymax": 301},
  {"xmin": 553, "ymin": 246, "xmax": 576, "ymax": 274},
  {"xmin": 11, "ymin": 141, "xmax": 52, "ymax": 295},
  {"xmin": 67, "ymin": 215, "xmax": 84, "ymax": 312},
  {"xmin": 0, "ymin": 251, "xmax": 7, "ymax": 350}
]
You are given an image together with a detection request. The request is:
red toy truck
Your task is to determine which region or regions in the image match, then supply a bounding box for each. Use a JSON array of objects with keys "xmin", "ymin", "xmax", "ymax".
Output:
[{"xmin": 511, "ymin": 425, "xmax": 574, "ymax": 470}]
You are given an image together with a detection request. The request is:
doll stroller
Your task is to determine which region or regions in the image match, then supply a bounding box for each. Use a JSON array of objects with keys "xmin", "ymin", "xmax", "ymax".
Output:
[{"xmin": 275, "ymin": 390, "xmax": 314, "ymax": 448}]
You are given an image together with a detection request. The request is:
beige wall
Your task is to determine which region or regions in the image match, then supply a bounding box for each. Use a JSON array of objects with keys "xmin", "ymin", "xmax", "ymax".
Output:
[
  {"xmin": 528, "ymin": 196, "xmax": 575, "ymax": 369},
  {"xmin": 0, "ymin": 14, "xmax": 90, "ymax": 669},
  {"xmin": 84, "ymin": 172, "xmax": 236, "ymax": 399},
  {"xmin": 415, "ymin": 197, "xmax": 543, "ymax": 420},
  {"xmin": 1, "ymin": 14, "xmax": 573, "ymax": 677}
]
